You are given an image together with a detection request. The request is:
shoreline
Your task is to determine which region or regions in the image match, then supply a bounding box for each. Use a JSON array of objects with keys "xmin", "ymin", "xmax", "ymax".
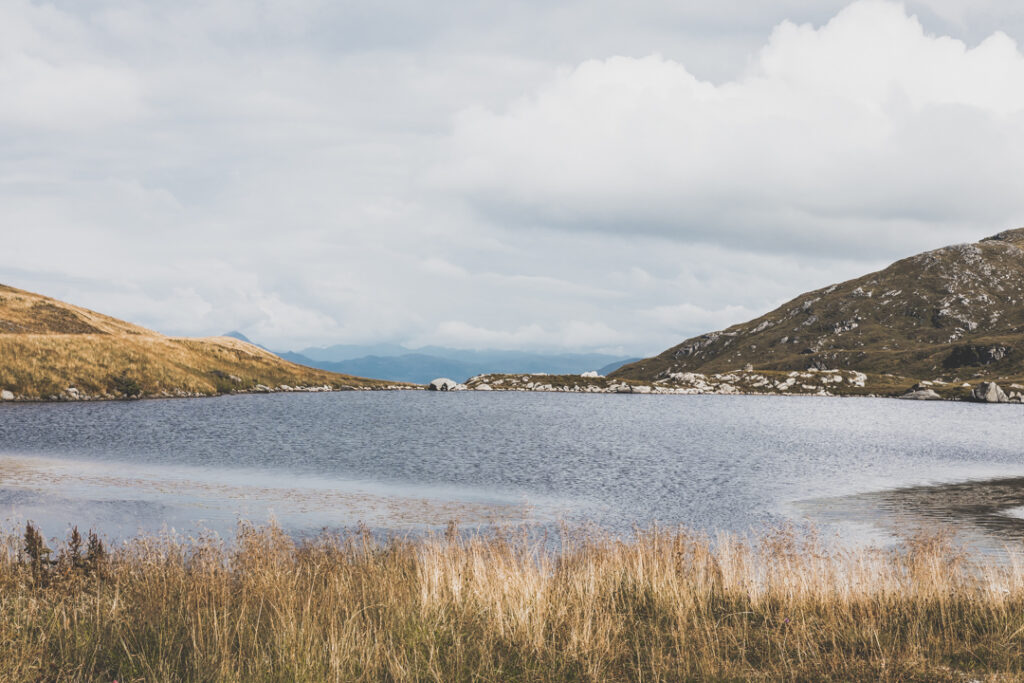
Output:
[
  {"xmin": 4, "ymin": 379, "xmax": 1024, "ymax": 403},
  {"xmin": 0, "ymin": 383, "xmax": 422, "ymax": 403}
]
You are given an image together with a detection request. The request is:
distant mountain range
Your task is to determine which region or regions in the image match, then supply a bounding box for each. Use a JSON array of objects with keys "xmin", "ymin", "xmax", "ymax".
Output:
[
  {"xmin": 272, "ymin": 347, "xmax": 638, "ymax": 385},
  {"xmin": 219, "ymin": 336, "xmax": 638, "ymax": 385},
  {"xmin": 613, "ymin": 228, "xmax": 1024, "ymax": 384}
]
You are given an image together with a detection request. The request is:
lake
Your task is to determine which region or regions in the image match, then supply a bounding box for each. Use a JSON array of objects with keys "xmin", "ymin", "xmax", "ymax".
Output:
[{"xmin": 1, "ymin": 392, "xmax": 1023, "ymax": 549}]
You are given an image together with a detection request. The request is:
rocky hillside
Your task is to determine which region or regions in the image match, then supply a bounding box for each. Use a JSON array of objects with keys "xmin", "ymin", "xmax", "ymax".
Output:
[
  {"xmin": 613, "ymin": 228, "xmax": 1024, "ymax": 385},
  {"xmin": 0, "ymin": 284, "xmax": 404, "ymax": 400}
]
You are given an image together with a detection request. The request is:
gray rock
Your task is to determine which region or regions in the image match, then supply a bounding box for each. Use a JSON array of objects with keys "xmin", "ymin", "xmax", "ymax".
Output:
[
  {"xmin": 899, "ymin": 389, "xmax": 942, "ymax": 400},
  {"xmin": 428, "ymin": 377, "xmax": 458, "ymax": 391},
  {"xmin": 474, "ymin": 383, "xmax": 493, "ymax": 391},
  {"xmin": 970, "ymin": 381, "xmax": 1009, "ymax": 403},
  {"xmin": 0, "ymin": 389, "xmax": 13, "ymax": 401}
]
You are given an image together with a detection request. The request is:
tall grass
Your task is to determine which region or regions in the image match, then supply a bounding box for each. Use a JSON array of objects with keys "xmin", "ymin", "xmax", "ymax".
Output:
[{"xmin": 3, "ymin": 522, "xmax": 1024, "ymax": 681}]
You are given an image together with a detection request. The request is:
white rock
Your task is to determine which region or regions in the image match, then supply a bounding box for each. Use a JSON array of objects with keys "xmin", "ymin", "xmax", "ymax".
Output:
[
  {"xmin": 428, "ymin": 378, "xmax": 458, "ymax": 391},
  {"xmin": 0, "ymin": 390, "xmax": 13, "ymax": 401},
  {"xmin": 474, "ymin": 383, "xmax": 493, "ymax": 391},
  {"xmin": 580, "ymin": 371, "xmax": 603, "ymax": 378},
  {"xmin": 971, "ymin": 381, "xmax": 1009, "ymax": 403},
  {"xmin": 899, "ymin": 389, "xmax": 942, "ymax": 400}
]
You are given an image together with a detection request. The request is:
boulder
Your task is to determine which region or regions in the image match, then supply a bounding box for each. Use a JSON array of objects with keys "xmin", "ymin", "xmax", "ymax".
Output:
[
  {"xmin": 428, "ymin": 377, "xmax": 458, "ymax": 391},
  {"xmin": 970, "ymin": 381, "xmax": 1009, "ymax": 403},
  {"xmin": 899, "ymin": 389, "xmax": 942, "ymax": 400},
  {"xmin": 0, "ymin": 389, "xmax": 13, "ymax": 401},
  {"xmin": 580, "ymin": 371, "xmax": 602, "ymax": 378},
  {"xmin": 474, "ymin": 383, "xmax": 493, "ymax": 391}
]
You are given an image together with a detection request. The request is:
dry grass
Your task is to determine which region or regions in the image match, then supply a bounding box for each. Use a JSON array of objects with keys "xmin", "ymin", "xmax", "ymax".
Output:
[
  {"xmin": 0, "ymin": 284, "xmax": 398, "ymax": 397},
  {"xmin": 3, "ymin": 523, "xmax": 1024, "ymax": 681}
]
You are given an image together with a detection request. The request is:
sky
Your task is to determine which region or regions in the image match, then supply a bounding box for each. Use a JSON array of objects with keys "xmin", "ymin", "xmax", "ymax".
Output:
[{"xmin": 3, "ymin": 0, "xmax": 1024, "ymax": 355}]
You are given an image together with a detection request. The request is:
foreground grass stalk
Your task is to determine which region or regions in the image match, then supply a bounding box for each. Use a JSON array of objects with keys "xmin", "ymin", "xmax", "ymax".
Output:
[{"xmin": 2, "ymin": 523, "xmax": 1023, "ymax": 681}]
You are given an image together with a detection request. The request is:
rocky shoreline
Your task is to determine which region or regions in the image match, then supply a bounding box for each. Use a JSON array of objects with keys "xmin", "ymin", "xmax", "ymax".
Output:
[
  {"xmin": 426, "ymin": 369, "xmax": 1024, "ymax": 403},
  {"xmin": 0, "ymin": 383, "xmax": 417, "ymax": 402},
  {"xmin": 5, "ymin": 370, "xmax": 1023, "ymax": 403}
]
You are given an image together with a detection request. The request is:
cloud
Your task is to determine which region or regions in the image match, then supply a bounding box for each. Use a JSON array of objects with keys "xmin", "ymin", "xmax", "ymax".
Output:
[
  {"xmin": 1, "ymin": 0, "xmax": 1023, "ymax": 354},
  {"xmin": 440, "ymin": 0, "xmax": 1024, "ymax": 257},
  {"xmin": 0, "ymin": 1, "xmax": 142, "ymax": 129},
  {"xmin": 408, "ymin": 319, "xmax": 638, "ymax": 353}
]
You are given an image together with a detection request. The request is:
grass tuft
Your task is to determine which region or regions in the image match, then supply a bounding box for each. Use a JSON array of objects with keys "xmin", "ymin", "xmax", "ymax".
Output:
[{"xmin": 2, "ymin": 522, "xmax": 1024, "ymax": 680}]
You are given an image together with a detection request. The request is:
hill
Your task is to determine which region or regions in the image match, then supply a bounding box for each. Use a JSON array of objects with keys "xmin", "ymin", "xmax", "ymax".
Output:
[
  {"xmin": 613, "ymin": 228, "xmax": 1024, "ymax": 387},
  {"xmin": 0, "ymin": 284, "xmax": 399, "ymax": 400}
]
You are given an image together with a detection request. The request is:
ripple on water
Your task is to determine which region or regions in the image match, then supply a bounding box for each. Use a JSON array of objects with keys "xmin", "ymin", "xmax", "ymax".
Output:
[{"xmin": 0, "ymin": 391, "xmax": 1022, "ymax": 543}]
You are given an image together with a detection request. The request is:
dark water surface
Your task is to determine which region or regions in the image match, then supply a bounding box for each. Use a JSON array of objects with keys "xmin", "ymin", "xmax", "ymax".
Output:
[{"xmin": 1, "ymin": 392, "xmax": 1023, "ymax": 546}]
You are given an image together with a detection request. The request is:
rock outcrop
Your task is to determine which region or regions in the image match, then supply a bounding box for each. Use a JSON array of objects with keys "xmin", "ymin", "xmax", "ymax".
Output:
[
  {"xmin": 970, "ymin": 381, "xmax": 1009, "ymax": 403},
  {"xmin": 899, "ymin": 388, "xmax": 942, "ymax": 400},
  {"xmin": 428, "ymin": 378, "xmax": 459, "ymax": 391}
]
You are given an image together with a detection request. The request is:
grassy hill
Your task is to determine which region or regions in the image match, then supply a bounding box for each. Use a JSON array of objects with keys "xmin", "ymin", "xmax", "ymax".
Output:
[
  {"xmin": 613, "ymin": 228, "xmax": 1024, "ymax": 387},
  {"xmin": 0, "ymin": 284, "xmax": 400, "ymax": 400}
]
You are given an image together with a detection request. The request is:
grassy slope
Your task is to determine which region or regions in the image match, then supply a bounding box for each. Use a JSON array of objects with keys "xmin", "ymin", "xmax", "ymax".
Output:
[
  {"xmin": 4, "ymin": 524, "xmax": 1024, "ymax": 681},
  {"xmin": 0, "ymin": 284, "xmax": 399, "ymax": 398},
  {"xmin": 614, "ymin": 228, "xmax": 1024, "ymax": 390}
]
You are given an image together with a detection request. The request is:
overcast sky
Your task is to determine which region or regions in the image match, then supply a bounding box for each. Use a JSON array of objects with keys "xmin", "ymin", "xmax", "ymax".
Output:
[{"xmin": 3, "ymin": 0, "xmax": 1024, "ymax": 354}]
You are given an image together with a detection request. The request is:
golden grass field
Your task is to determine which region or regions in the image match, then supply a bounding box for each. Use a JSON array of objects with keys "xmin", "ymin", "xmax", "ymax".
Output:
[
  {"xmin": 0, "ymin": 284, "xmax": 397, "ymax": 398},
  {"xmin": 3, "ymin": 522, "xmax": 1024, "ymax": 682}
]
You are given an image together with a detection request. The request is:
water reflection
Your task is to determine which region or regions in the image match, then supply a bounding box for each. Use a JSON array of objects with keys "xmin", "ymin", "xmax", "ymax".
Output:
[
  {"xmin": 803, "ymin": 476, "xmax": 1024, "ymax": 551},
  {"xmin": 0, "ymin": 454, "xmax": 552, "ymax": 540}
]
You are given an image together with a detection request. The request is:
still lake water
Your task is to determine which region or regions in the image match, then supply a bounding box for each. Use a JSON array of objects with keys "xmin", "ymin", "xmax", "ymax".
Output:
[{"xmin": 1, "ymin": 392, "xmax": 1023, "ymax": 548}]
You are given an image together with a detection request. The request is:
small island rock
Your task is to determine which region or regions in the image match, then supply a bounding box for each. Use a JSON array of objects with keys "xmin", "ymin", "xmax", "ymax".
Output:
[{"xmin": 428, "ymin": 378, "xmax": 458, "ymax": 391}]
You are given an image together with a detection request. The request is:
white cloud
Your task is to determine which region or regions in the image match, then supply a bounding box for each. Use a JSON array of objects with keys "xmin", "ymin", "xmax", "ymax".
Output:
[
  {"xmin": 0, "ymin": 1, "xmax": 142, "ymax": 129},
  {"xmin": 440, "ymin": 0, "xmax": 1024, "ymax": 257},
  {"xmin": 409, "ymin": 319, "xmax": 637, "ymax": 353},
  {"xmin": 1, "ymin": 0, "xmax": 1023, "ymax": 355}
]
